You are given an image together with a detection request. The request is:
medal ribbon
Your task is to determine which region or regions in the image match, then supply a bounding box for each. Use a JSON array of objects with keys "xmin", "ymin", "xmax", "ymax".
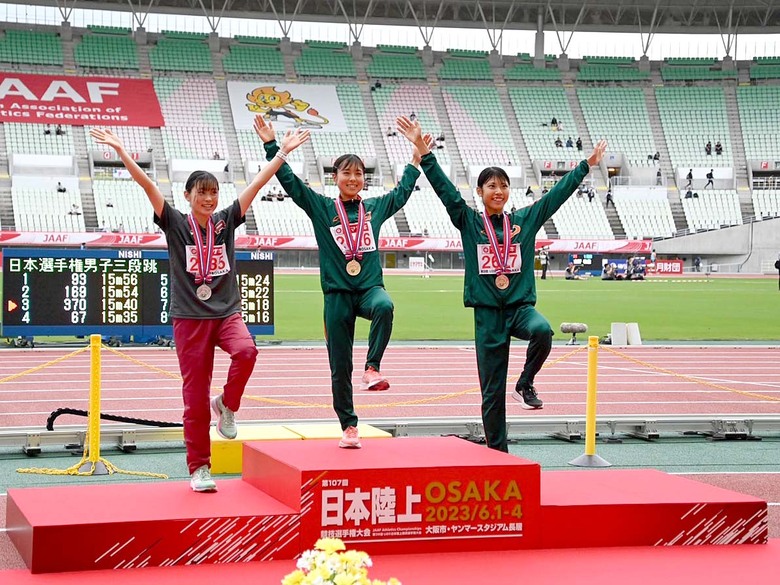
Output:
[
  {"xmin": 187, "ymin": 214, "xmax": 215, "ymax": 284},
  {"xmin": 482, "ymin": 211, "xmax": 511, "ymax": 275},
  {"xmin": 335, "ymin": 197, "xmax": 366, "ymax": 261}
]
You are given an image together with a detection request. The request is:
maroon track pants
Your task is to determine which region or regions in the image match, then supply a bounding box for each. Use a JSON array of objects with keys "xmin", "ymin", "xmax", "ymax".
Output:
[{"xmin": 173, "ymin": 313, "xmax": 258, "ymax": 474}]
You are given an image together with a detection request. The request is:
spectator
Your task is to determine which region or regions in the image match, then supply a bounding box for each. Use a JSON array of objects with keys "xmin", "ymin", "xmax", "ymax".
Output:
[
  {"xmin": 656, "ymin": 168, "xmax": 663, "ymax": 185},
  {"xmin": 99, "ymin": 221, "xmax": 108, "ymax": 232},
  {"xmin": 576, "ymin": 137, "xmax": 583, "ymax": 151},
  {"xmin": 653, "ymin": 151, "xmax": 660, "ymax": 162},
  {"xmin": 541, "ymin": 186, "xmax": 549, "ymax": 196},
  {"xmin": 43, "ymin": 124, "xmax": 52, "ymax": 136},
  {"xmin": 212, "ymin": 151, "xmax": 221, "ymax": 160},
  {"xmin": 705, "ymin": 141, "xmax": 712, "ymax": 155},
  {"xmin": 715, "ymin": 141, "xmax": 723, "ymax": 155},
  {"xmin": 564, "ymin": 263, "xmax": 583, "ymax": 280},
  {"xmin": 605, "ymin": 189, "xmax": 613, "ymax": 207},
  {"xmin": 557, "ymin": 121, "xmax": 564, "ymax": 131},
  {"xmin": 224, "ymin": 163, "xmax": 230, "ymax": 173},
  {"xmin": 685, "ymin": 169, "xmax": 693, "ymax": 189},
  {"xmin": 566, "ymin": 137, "xmax": 573, "ymax": 148},
  {"xmin": 587, "ymin": 187, "xmax": 595, "ymax": 203},
  {"xmin": 386, "ymin": 126, "xmax": 396, "ymax": 137},
  {"xmin": 68, "ymin": 203, "xmax": 81, "ymax": 215},
  {"xmin": 693, "ymin": 256, "xmax": 702, "ymax": 272},
  {"xmin": 106, "ymin": 198, "xmax": 114, "ymax": 208},
  {"xmin": 55, "ymin": 124, "xmax": 65, "ymax": 136},
  {"xmin": 56, "ymin": 182, "xmax": 67, "ymax": 193},
  {"xmin": 525, "ymin": 186, "xmax": 534, "ymax": 197},
  {"xmin": 704, "ymin": 169, "xmax": 714, "ymax": 189},
  {"xmin": 685, "ymin": 189, "xmax": 694, "ymax": 199},
  {"xmin": 539, "ymin": 247, "xmax": 549, "ymax": 279},
  {"xmin": 437, "ymin": 133, "xmax": 445, "ymax": 142},
  {"xmin": 551, "ymin": 116, "xmax": 558, "ymax": 127},
  {"xmin": 554, "ymin": 137, "xmax": 563, "ymax": 148},
  {"xmin": 775, "ymin": 254, "xmax": 780, "ymax": 291},
  {"xmin": 409, "ymin": 111, "xmax": 417, "ymax": 121}
]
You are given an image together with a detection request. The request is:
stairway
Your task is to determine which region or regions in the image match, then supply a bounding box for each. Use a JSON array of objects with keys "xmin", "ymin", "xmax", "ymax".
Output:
[
  {"xmin": 643, "ymin": 85, "xmax": 686, "ymax": 233},
  {"xmin": 72, "ymin": 128, "xmax": 97, "ymax": 230},
  {"xmin": 0, "ymin": 127, "xmax": 12, "ymax": 230},
  {"xmin": 495, "ymin": 83, "xmax": 534, "ymax": 187},
  {"xmin": 723, "ymin": 84, "xmax": 752, "ymax": 221},
  {"xmin": 428, "ymin": 82, "xmax": 468, "ymax": 194}
]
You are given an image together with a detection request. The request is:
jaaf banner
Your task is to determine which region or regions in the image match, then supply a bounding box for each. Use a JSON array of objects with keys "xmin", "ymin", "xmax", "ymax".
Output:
[{"xmin": 0, "ymin": 73, "xmax": 164, "ymax": 127}]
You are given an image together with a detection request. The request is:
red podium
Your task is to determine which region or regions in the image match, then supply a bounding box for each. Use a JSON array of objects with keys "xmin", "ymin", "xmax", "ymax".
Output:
[{"xmin": 5, "ymin": 436, "xmax": 767, "ymax": 574}]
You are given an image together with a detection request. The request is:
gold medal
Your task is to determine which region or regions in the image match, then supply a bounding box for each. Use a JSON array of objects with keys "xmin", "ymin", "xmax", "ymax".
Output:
[
  {"xmin": 196, "ymin": 284, "xmax": 212, "ymax": 300},
  {"xmin": 495, "ymin": 274, "xmax": 510, "ymax": 290},
  {"xmin": 346, "ymin": 259, "xmax": 361, "ymax": 276}
]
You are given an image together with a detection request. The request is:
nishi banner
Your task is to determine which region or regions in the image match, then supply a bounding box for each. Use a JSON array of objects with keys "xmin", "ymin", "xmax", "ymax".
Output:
[
  {"xmin": 0, "ymin": 73, "xmax": 164, "ymax": 127},
  {"xmin": 227, "ymin": 81, "xmax": 348, "ymax": 132}
]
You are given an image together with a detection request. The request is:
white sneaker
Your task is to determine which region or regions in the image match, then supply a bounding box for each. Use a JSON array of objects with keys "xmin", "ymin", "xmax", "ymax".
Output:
[
  {"xmin": 211, "ymin": 394, "xmax": 237, "ymax": 439},
  {"xmin": 190, "ymin": 465, "xmax": 217, "ymax": 492},
  {"xmin": 339, "ymin": 426, "xmax": 362, "ymax": 449}
]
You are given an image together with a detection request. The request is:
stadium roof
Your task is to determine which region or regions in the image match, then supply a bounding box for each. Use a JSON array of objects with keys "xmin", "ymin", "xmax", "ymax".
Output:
[{"xmin": 17, "ymin": 0, "xmax": 780, "ymax": 36}]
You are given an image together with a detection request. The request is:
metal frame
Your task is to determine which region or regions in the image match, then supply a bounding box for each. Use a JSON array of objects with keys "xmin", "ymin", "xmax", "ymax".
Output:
[{"xmin": 2, "ymin": 415, "xmax": 778, "ymax": 454}]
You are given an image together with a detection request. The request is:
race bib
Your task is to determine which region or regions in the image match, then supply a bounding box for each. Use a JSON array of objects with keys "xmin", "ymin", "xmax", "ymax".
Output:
[
  {"xmin": 330, "ymin": 220, "xmax": 377, "ymax": 254},
  {"xmin": 477, "ymin": 243, "xmax": 522, "ymax": 275},
  {"xmin": 186, "ymin": 244, "xmax": 230, "ymax": 279}
]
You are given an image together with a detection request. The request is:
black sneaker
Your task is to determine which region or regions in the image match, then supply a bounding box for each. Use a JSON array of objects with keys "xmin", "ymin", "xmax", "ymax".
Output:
[{"xmin": 512, "ymin": 383, "xmax": 543, "ymax": 410}]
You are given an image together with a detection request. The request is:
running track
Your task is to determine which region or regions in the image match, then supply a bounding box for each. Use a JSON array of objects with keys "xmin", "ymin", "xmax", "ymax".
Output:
[{"xmin": 1, "ymin": 344, "xmax": 779, "ymax": 428}]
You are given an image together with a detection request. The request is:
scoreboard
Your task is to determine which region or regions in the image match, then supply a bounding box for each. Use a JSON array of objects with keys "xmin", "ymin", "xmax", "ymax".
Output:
[
  {"xmin": 568, "ymin": 253, "xmax": 605, "ymax": 276},
  {"xmin": 1, "ymin": 248, "xmax": 274, "ymax": 337}
]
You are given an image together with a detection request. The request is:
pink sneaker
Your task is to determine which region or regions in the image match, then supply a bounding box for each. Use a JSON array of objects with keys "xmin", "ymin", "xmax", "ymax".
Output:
[
  {"xmin": 339, "ymin": 426, "xmax": 362, "ymax": 449},
  {"xmin": 361, "ymin": 366, "xmax": 390, "ymax": 391}
]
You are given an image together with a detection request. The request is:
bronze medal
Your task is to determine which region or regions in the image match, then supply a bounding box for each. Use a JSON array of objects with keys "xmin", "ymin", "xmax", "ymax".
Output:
[
  {"xmin": 495, "ymin": 274, "xmax": 510, "ymax": 290},
  {"xmin": 196, "ymin": 284, "xmax": 212, "ymax": 300},
  {"xmin": 346, "ymin": 259, "xmax": 361, "ymax": 276}
]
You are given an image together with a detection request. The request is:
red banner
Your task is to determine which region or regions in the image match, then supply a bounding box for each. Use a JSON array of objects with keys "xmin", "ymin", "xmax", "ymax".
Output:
[{"xmin": 0, "ymin": 73, "xmax": 164, "ymax": 127}]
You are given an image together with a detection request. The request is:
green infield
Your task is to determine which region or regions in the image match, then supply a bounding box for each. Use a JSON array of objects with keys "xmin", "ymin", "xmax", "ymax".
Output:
[
  {"xmin": 1, "ymin": 272, "xmax": 777, "ymax": 342},
  {"xmin": 272, "ymin": 274, "xmax": 777, "ymax": 342}
]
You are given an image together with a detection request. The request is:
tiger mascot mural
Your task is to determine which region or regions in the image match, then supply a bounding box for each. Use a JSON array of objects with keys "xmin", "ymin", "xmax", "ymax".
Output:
[{"xmin": 245, "ymin": 86, "xmax": 330, "ymax": 128}]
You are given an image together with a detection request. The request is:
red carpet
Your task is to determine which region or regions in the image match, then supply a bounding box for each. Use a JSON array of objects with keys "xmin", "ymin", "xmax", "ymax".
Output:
[{"xmin": 2, "ymin": 540, "xmax": 779, "ymax": 584}]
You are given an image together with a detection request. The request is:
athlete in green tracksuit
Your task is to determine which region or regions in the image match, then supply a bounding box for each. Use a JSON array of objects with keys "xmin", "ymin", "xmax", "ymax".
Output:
[
  {"xmin": 398, "ymin": 116, "xmax": 607, "ymax": 452},
  {"xmin": 262, "ymin": 132, "xmax": 425, "ymax": 448}
]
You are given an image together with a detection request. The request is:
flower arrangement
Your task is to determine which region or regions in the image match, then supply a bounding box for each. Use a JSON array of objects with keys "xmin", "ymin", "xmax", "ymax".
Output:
[{"xmin": 282, "ymin": 538, "xmax": 401, "ymax": 585}]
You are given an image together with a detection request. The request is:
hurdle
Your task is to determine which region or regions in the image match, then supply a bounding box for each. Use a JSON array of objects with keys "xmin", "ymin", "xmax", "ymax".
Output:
[
  {"xmin": 569, "ymin": 336, "xmax": 611, "ymax": 468},
  {"xmin": 17, "ymin": 334, "xmax": 167, "ymax": 479}
]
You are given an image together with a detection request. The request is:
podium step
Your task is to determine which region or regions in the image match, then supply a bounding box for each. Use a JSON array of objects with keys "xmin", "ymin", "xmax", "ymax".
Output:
[
  {"xmin": 210, "ymin": 423, "xmax": 391, "ymax": 474},
  {"xmin": 7, "ymin": 480, "xmax": 299, "ymax": 574},
  {"xmin": 541, "ymin": 468, "xmax": 767, "ymax": 548},
  {"xmin": 241, "ymin": 436, "xmax": 542, "ymax": 556}
]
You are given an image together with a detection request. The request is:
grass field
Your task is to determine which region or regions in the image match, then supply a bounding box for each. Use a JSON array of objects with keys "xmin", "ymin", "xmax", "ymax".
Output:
[
  {"xmin": 272, "ymin": 274, "xmax": 778, "ymax": 342},
  {"xmin": 1, "ymin": 273, "xmax": 777, "ymax": 342}
]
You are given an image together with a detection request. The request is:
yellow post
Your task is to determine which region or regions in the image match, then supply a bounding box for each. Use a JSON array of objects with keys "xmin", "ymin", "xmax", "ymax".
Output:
[
  {"xmin": 584, "ymin": 335, "xmax": 599, "ymax": 456},
  {"xmin": 569, "ymin": 335, "xmax": 611, "ymax": 467},
  {"xmin": 87, "ymin": 333, "xmax": 102, "ymax": 464}
]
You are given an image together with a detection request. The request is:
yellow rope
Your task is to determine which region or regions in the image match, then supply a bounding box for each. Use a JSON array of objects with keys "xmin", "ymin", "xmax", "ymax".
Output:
[
  {"xmin": 0, "ymin": 346, "xmax": 89, "ymax": 384},
  {"xmin": 14, "ymin": 342, "xmax": 169, "ymax": 479},
  {"xmin": 17, "ymin": 430, "xmax": 168, "ymax": 478},
  {"xmin": 602, "ymin": 346, "xmax": 780, "ymax": 403}
]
